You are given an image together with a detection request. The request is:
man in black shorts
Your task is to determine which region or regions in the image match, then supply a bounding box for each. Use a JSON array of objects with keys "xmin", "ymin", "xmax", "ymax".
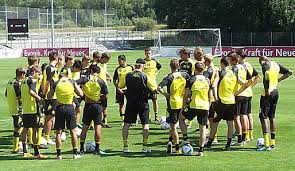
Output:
[
  {"xmin": 257, "ymin": 56, "xmax": 292, "ymax": 151},
  {"xmin": 49, "ymin": 68, "xmax": 83, "ymax": 160},
  {"xmin": 77, "ymin": 65, "xmax": 108, "ymax": 155},
  {"xmin": 122, "ymin": 58, "xmax": 157, "ymax": 153}
]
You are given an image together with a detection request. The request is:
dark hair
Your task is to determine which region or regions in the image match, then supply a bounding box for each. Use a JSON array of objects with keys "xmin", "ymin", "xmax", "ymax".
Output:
[
  {"xmin": 228, "ymin": 52, "xmax": 239, "ymax": 63},
  {"xmin": 73, "ymin": 60, "xmax": 82, "ymax": 69},
  {"xmin": 236, "ymin": 49, "xmax": 247, "ymax": 59},
  {"xmin": 89, "ymin": 64, "xmax": 100, "ymax": 74},
  {"xmin": 220, "ymin": 57, "xmax": 230, "ymax": 67},
  {"xmin": 41, "ymin": 63, "xmax": 47, "ymax": 72},
  {"xmin": 16, "ymin": 67, "xmax": 26, "ymax": 77},
  {"xmin": 28, "ymin": 66, "xmax": 41, "ymax": 76},
  {"xmin": 65, "ymin": 55, "xmax": 74, "ymax": 62},
  {"xmin": 49, "ymin": 52, "xmax": 58, "ymax": 61},
  {"xmin": 93, "ymin": 52, "xmax": 100, "ymax": 59},
  {"xmin": 118, "ymin": 55, "xmax": 126, "ymax": 60},
  {"xmin": 195, "ymin": 61, "xmax": 206, "ymax": 73},
  {"xmin": 27, "ymin": 56, "xmax": 39, "ymax": 66}
]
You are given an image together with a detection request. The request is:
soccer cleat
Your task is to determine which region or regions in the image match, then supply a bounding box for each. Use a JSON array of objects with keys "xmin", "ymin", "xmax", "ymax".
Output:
[
  {"xmin": 174, "ymin": 149, "xmax": 182, "ymax": 154},
  {"xmin": 79, "ymin": 150, "xmax": 85, "ymax": 155},
  {"xmin": 123, "ymin": 147, "xmax": 130, "ymax": 153},
  {"xmin": 166, "ymin": 141, "xmax": 173, "ymax": 154},
  {"xmin": 35, "ymin": 154, "xmax": 48, "ymax": 159},
  {"xmin": 23, "ymin": 153, "xmax": 34, "ymax": 158},
  {"xmin": 271, "ymin": 145, "xmax": 276, "ymax": 149},
  {"xmin": 224, "ymin": 146, "xmax": 231, "ymax": 151},
  {"xmin": 194, "ymin": 128, "xmax": 200, "ymax": 133},
  {"xmin": 142, "ymin": 148, "xmax": 152, "ymax": 153},
  {"xmin": 212, "ymin": 139, "xmax": 219, "ymax": 145},
  {"xmin": 257, "ymin": 146, "xmax": 272, "ymax": 152},
  {"xmin": 196, "ymin": 151, "xmax": 204, "ymax": 156},
  {"xmin": 73, "ymin": 154, "xmax": 81, "ymax": 159},
  {"xmin": 38, "ymin": 144, "xmax": 48, "ymax": 149},
  {"xmin": 56, "ymin": 156, "xmax": 63, "ymax": 160},
  {"xmin": 187, "ymin": 125, "xmax": 192, "ymax": 129},
  {"xmin": 47, "ymin": 139, "xmax": 56, "ymax": 145},
  {"xmin": 231, "ymin": 141, "xmax": 244, "ymax": 146},
  {"xmin": 77, "ymin": 124, "xmax": 83, "ymax": 129},
  {"xmin": 103, "ymin": 124, "xmax": 112, "ymax": 128},
  {"xmin": 94, "ymin": 150, "xmax": 107, "ymax": 155}
]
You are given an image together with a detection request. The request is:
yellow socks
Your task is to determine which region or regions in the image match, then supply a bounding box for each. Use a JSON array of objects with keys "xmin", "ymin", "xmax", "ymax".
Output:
[
  {"xmin": 37, "ymin": 128, "xmax": 42, "ymax": 145},
  {"xmin": 263, "ymin": 133, "xmax": 270, "ymax": 147},
  {"xmin": 27, "ymin": 128, "xmax": 33, "ymax": 145}
]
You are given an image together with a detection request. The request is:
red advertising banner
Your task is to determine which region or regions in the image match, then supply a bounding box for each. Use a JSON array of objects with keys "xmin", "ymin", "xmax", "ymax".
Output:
[
  {"xmin": 22, "ymin": 48, "xmax": 89, "ymax": 57},
  {"xmin": 213, "ymin": 47, "xmax": 295, "ymax": 57}
]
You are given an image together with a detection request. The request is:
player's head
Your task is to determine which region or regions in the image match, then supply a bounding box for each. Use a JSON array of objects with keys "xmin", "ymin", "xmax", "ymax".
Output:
[
  {"xmin": 41, "ymin": 63, "xmax": 47, "ymax": 72},
  {"xmin": 27, "ymin": 56, "xmax": 40, "ymax": 67},
  {"xmin": 235, "ymin": 49, "xmax": 247, "ymax": 62},
  {"xmin": 89, "ymin": 64, "xmax": 101, "ymax": 74},
  {"xmin": 170, "ymin": 58, "xmax": 180, "ymax": 71},
  {"xmin": 57, "ymin": 54, "xmax": 65, "ymax": 67},
  {"xmin": 15, "ymin": 67, "xmax": 26, "ymax": 79},
  {"xmin": 144, "ymin": 48, "xmax": 152, "ymax": 59},
  {"xmin": 100, "ymin": 53, "xmax": 111, "ymax": 64},
  {"xmin": 65, "ymin": 55, "xmax": 75, "ymax": 67},
  {"xmin": 60, "ymin": 67, "xmax": 70, "ymax": 78},
  {"xmin": 135, "ymin": 58, "xmax": 145, "ymax": 70},
  {"xmin": 118, "ymin": 55, "xmax": 126, "ymax": 66},
  {"xmin": 220, "ymin": 56, "xmax": 230, "ymax": 69},
  {"xmin": 228, "ymin": 52, "xmax": 239, "ymax": 65},
  {"xmin": 195, "ymin": 61, "xmax": 206, "ymax": 74},
  {"xmin": 204, "ymin": 55, "xmax": 213, "ymax": 67},
  {"xmin": 28, "ymin": 66, "xmax": 41, "ymax": 79},
  {"xmin": 179, "ymin": 48, "xmax": 190, "ymax": 61},
  {"xmin": 93, "ymin": 51, "xmax": 101, "ymax": 63},
  {"xmin": 82, "ymin": 55, "xmax": 91, "ymax": 67},
  {"xmin": 194, "ymin": 47, "xmax": 204, "ymax": 61},
  {"xmin": 72, "ymin": 60, "xmax": 82, "ymax": 72},
  {"xmin": 48, "ymin": 52, "xmax": 59, "ymax": 64},
  {"xmin": 259, "ymin": 55, "xmax": 270, "ymax": 65}
]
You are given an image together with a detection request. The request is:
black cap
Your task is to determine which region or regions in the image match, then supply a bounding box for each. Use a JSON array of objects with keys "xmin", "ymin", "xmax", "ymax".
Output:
[{"xmin": 136, "ymin": 58, "xmax": 145, "ymax": 64}]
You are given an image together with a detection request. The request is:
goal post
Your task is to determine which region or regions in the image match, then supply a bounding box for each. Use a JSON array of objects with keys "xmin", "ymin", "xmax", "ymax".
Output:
[{"xmin": 151, "ymin": 28, "xmax": 222, "ymax": 57}]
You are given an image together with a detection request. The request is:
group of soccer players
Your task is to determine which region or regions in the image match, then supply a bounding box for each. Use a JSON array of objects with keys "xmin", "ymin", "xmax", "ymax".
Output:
[{"xmin": 5, "ymin": 47, "xmax": 292, "ymax": 159}]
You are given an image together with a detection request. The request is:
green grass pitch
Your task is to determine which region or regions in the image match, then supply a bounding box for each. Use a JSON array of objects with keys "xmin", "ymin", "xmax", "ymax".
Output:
[{"xmin": 0, "ymin": 50, "xmax": 295, "ymax": 170}]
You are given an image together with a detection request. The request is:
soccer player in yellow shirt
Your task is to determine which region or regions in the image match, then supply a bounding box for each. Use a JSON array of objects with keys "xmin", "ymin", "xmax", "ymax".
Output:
[
  {"xmin": 48, "ymin": 67, "xmax": 83, "ymax": 159},
  {"xmin": 113, "ymin": 55, "xmax": 134, "ymax": 124},
  {"xmin": 143, "ymin": 48, "xmax": 162, "ymax": 122},
  {"xmin": 21, "ymin": 66, "xmax": 47, "ymax": 159},
  {"xmin": 5, "ymin": 68, "xmax": 26, "ymax": 153},
  {"xmin": 179, "ymin": 61, "xmax": 211, "ymax": 156},
  {"xmin": 158, "ymin": 58, "xmax": 190, "ymax": 154},
  {"xmin": 257, "ymin": 56, "xmax": 292, "ymax": 151}
]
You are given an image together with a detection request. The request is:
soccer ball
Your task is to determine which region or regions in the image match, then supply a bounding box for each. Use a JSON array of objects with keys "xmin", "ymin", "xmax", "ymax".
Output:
[
  {"xmin": 76, "ymin": 128, "xmax": 82, "ymax": 138},
  {"xmin": 160, "ymin": 121, "xmax": 170, "ymax": 129},
  {"xmin": 256, "ymin": 138, "xmax": 265, "ymax": 148},
  {"xmin": 86, "ymin": 141, "xmax": 96, "ymax": 152},
  {"xmin": 61, "ymin": 132, "xmax": 67, "ymax": 141},
  {"xmin": 160, "ymin": 116, "xmax": 166, "ymax": 124},
  {"xmin": 40, "ymin": 137, "xmax": 47, "ymax": 145},
  {"xmin": 182, "ymin": 144, "xmax": 193, "ymax": 155}
]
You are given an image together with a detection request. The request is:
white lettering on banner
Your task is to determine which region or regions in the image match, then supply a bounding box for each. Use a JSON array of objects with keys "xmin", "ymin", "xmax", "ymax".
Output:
[{"xmin": 216, "ymin": 47, "xmax": 295, "ymax": 57}]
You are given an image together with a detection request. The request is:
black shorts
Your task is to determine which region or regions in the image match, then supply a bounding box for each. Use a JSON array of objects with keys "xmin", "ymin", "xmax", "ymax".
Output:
[
  {"xmin": 55, "ymin": 105, "xmax": 77, "ymax": 130},
  {"xmin": 22, "ymin": 114, "xmax": 39, "ymax": 128},
  {"xmin": 83, "ymin": 103, "xmax": 103, "ymax": 126},
  {"xmin": 247, "ymin": 97, "xmax": 252, "ymax": 114},
  {"xmin": 147, "ymin": 92, "xmax": 157, "ymax": 100},
  {"xmin": 115, "ymin": 90, "xmax": 126, "ymax": 105},
  {"xmin": 183, "ymin": 108, "xmax": 209, "ymax": 125},
  {"xmin": 44, "ymin": 99, "xmax": 58, "ymax": 115},
  {"xmin": 12, "ymin": 115, "xmax": 23, "ymax": 128},
  {"xmin": 73, "ymin": 97, "xmax": 82, "ymax": 108},
  {"xmin": 209, "ymin": 102, "xmax": 218, "ymax": 118},
  {"xmin": 214, "ymin": 102, "xmax": 235, "ymax": 122},
  {"xmin": 259, "ymin": 90, "xmax": 279, "ymax": 119},
  {"xmin": 235, "ymin": 96, "xmax": 249, "ymax": 115},
  {"xmin": 102, "ymin": 99, "xmax": 108, "ymax": 108},
  {"xmin": 124, "ymin": 101, "xmax": 149, "ymax": 125}
]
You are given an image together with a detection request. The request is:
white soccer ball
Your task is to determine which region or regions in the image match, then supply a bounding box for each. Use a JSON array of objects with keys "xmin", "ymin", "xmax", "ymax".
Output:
[
  {"xmin": 86, "ymin": 141, "xmax": 96, "ymax": 153},
  {"xmin": 40, "ymin": 137, "xmax": 47, "ymax": 145},
  {"xmin": 182, "ymin": 144, "xmax": 194, "ymax": 155},
  {"xmin": 160, "ymin": 121, "xmax": 170, "ymax": 129},
  {"xmin": 256, "ymin": 138, "xmax": 265, "ymax": 148},
  {"xmin": 160, "ymin": 116, "xmax": 166, "ymax": 124},
  {"xmin": 61, "ymin": 132, "xmax": 67, "ymax": 141},
  {"xmin": 76, "ymin": 128, "xmax": 82, "ymax": 138}
]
